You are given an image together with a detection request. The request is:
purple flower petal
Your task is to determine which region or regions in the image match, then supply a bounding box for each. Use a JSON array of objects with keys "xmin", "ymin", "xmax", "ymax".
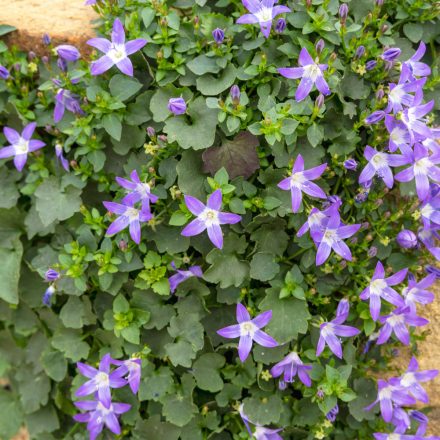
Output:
[
  {"xmin": 125, "ymin": 39, "xmax": 147, "ymax": 55},
  {"xmin": 207, "ymin": 189, "xmax": 222, "ymax": 210},
  {"xmin": 112, "ymin": 18, "xmax": 126, "ymax": 45},
  {"xmin": 181, "ymin": 218, "xmax": 207, "ymax": 236},
  {"xmin": 87, "ymin": 37, "xmax": 112, "ymax": 53},
  {"xmin": 91, "ymin": 56, "xmax": 114, "ymax": 75},
  {"xmin": 207, "ymin": 223, "xmax": 224, "ymax": 248},
  {"xmin": 236, "ymin": 303, "xmax": 251, "ymax": 323},
  {"xmin": 184, "ymin": 195, "xmax": 206, "ymax": 216},
  {"xmin": 253, "ymin": 329, "xmax": 278, "ymax": 347},
  {"xmin": 238, "ymin": 334, "xmax": 253, "ymax": 362}
]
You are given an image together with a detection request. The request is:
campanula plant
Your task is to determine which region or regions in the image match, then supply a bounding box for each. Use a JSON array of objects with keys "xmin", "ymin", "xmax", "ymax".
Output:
[{"xmin": 0, "ymin": 0, "xmax": 439, "ymax": 439}]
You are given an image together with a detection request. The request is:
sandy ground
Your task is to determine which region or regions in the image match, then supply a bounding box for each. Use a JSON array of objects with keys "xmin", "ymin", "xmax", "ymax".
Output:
[{"xmin": 0, "ymin": 0, "xmax": 97, "ymax": 54}]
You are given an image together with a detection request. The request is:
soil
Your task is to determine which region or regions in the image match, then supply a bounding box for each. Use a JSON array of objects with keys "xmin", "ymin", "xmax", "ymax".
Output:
[{"xmin": 0, "ymin": 0, "xmax": 97, "ymax": 54}]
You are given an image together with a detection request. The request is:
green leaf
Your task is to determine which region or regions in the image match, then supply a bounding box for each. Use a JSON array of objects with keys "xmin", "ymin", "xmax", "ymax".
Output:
[
  {"xmin": 192, "ymin": 354, "xmax": 225, "ymax": 392},
  {"xmin": 59, "ymin": 296, "xmax": 96, "ymax": 329},
  {"xmin": 51, "ymin": 328, "xmax": 90, "ymax": 362},
  {"xmin": 259, "ymin": 290, "xmax": 310, "ymax": 344},
  {"xmin": 109, "ymin": 74, "xmax": 143, "ymax": 101},
  {"xmin": 102, "ymin": 113, "xmax": 122, "ymax": 141},
  {"xmin": 176, "ymin": 150, "xmax": 207, "ymax": 200},
  {"xmin": 133, "ymin": 416, "xmax": 181, "ymax": 440},
  {"xmin": 0, "ymin": 390, "xmax": 23, "ymax": 439},
  {"xmin": 0, "ymin": 25, "xmax": 16, "ymax": 36},
  {"xmin": 35, "ymin": 177, "xmax": 82, "ymax": 227},
  {"xmin": 41, "ymin": 350, "xmax": 67, "ymax": 382},
  {"xmin": 242, "ymin": 395, "xmax": 283, "ymax": 425},
  {"xmin": 250, "ymin": 252, "xmax": 280, "ymax": 281},
  {"xmin": 164, "ymin": 97, "xmax": 218, "ymax": 150},
  {"xmin": 204, "ymin": 250, "xmax": 250, "ymax": 288},
  {"xmin": 0, "ymin": 236, "xmax": 22, "ymax": 304},
  {"xmin": 187, "ymin": 54, "xmax": 222, "ymax": 75},
  {"xmin": 307, "ymin": 123, "xmax": 324, "ymax": 148},
  {"xmin": 403, "ymin": 23, "xmax": 423, "ymax": 43},
  {"xmin": 162, "ymin": 393, "xmax": 197, "ymax": 427},
  {"xmin": 202, "ymin": 131, "xmax": 260, "ymax": 179},
  {"xmin": 348, "ymin": 378, "xmax": 377, "ymax": 421},
  {"xmin": 0, "ymin": 168, "xmax": 19, "ymax": 208},
  {"xmin": 139, "ymin": 367, "xmax": 175, "ymax": 401},
  {"xmin": 196, "ymin": 65, "xmax": 237, "ymax": 96}
]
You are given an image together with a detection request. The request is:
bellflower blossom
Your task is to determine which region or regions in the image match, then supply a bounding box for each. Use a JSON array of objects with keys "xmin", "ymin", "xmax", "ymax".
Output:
[
  {"xmin": 365, "ymin": 378, "xmax": 416, "ymax": 423},
  {"xmin": 43, "ymin": 285, "xmax": 56, "ymax": 306},
  {"xmin": 55, "ymin": 44, "xmax": 80, "ymax": 62},
  {"xmin": 391, "ymin": 357, "xmax": 438, "ymax": 403},
  {"xmin": 420, "ymin": 196, "xmax": 440, "ymax": 229},
  {"xmin": 168, "ymin": 97, "xmax": 187, "ymax": 115},
  {"xmin": 385, "ymin": 116, "xmax": 412, "ymax": 153},
  {"xmin": 111, "ymin": 358, "xmax": 142, "ymax": 394},
  {"xmin": 0, "ymin": 65, "xmax": 9, "ymax": 79},
  {"xmin": 373, "ymin": 433, "xmax": 425, "ymax": 440},
  {"xmin": 359, "ymin": 261, "xmax": 407, "ymax": 321},
  {"xmin": 386, "ymin": 78, "xmax": 426, "ymax": 114},
  {"xmin": 313, "ymin": 211, "xmax": 360, "ymax": 266},
  {"xmin": 377, "ymin": 307, "xmax": 429, "ymax": 346},
  {"xmin": 115, "ymin": 170, "xmax": 158, "ymax": 212},
  {"xmin": 401, "ymin": 100, "xmax": 434, "ymax": 143},
  {"xmin": 270, "ymin": 351, "xmax": 312, "ymax": 388},
  {"xmin": 0, "ymin": 123, "xmax": 46, "ymax": 171},
  {"xmin": 103, "ymin": 200, "xmax": 152, "ymax": 244},
  {"xmin": 395, "ymin": 144, "xmax": 440, "ymax": 201},
  {"xmin": 236, "ymin": 0, "xmax": 291, "ymax": 39},
  {"xmin": 359, "ymin": 145, "xmax": 408, "ymax": 189},
  {"xmin": 75, "ymin": 354, "xmax": 127, "ymax": 408},
  {"xmin": 277, "ymin": 154, "xmax": 327, "ymax": 212},
  {"xmin": 168, "ymin": 261, "xmax": 203, "ymax": 293},
  {"xmin": 418, "ymin": 228, "xmax": 440, "ymax": 260},
  {"xmin": 316, "ymin": 299, "xmax": 360, "ymax": 359},
  {"xmin": 216, "ymin": 303, "xmax": 278, "ymax": 362},
  {"xmin": 74, "ymin": 399, "xmax": 131, "ymax": 440},
  {"xmin": 181, "ymin": 189, "xmax": 241, "ymax": 249},
  {"xmin": 55, "ymin": 144, "xmax": 69, "ymax": 171},
  {"xmin": 87, "ymin": 18, "xmax": 147, "ymax": 76},
  {"xmin": 401, "ymin": 42, "xmax": 431, "ymax": 80},
  {"xmin": 54, "ymin": 88, "xmax": 84, "ymax": 123},
  {"xmin": 278, "ymin": 48, "xmax": 330, "ymax": 102},
  {"xmin": 402, "ymin": 273, "xmax": 436, "ymax": 314}
]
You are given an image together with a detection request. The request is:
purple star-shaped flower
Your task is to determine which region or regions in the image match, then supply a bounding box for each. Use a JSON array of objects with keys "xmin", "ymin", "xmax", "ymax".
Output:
[
  {"xmin": 391, "ymin": 356, "xmax": 438, "ymax": 404},
  {"xmin": 359, "ymin": 145, "xmax": 408, "ymax": 189},
  {"xmin": 0, "ymin": 123, "xmax": 46, "ymax": 171},
  {"xmin": 373, "ymin": 432, "xmax": 423, "ymax": 440},
  {"xmin": 87, "ymin": 18, "xmax": 147, "ymax": 76},
  {"xmin": 395, "ymin": 143, "xmax": 440, "ymax": 201},
  {"xmin": 365, "ymin": 378, "xmax": 416, "ymax": 423},
  {"xmin": 236, "ymin": 0, "xmax": 291, "ymax": 39},
  {"xmin": 385, "ymin": 115, "xmax": 411, "ymax": 153},
  {"xmin": 168, "ymin": 261, "xmax": 203, "ymax": 294},
  {"xmin": 270, "ymin": 351, "xmax": 312, "ymax": 388},
  {"xmin": 401, "ymin": 99, "xmax": 434, "ymax": 143},
  {"xmin": 216, "ymin": 303, "xmax": 278, "ymax": 362},
  {"xmin": 74, "ymin": 399, "xmax": 131, "ymax": 440},
  {"xmin": 181, "ymin": 189, "xmax": 241, "ymax": 249},
  {"xmin": 314, "ymin": 211, "xmax": 360, "ymax": 266},
  {"xmin": 54, "ymin": 88, "xmax": 84, "ymax": 123},
  {"xmin": 75, "ymin": 354, "xmax": 127, "ymax": 408},
  {"xmin": 419, "ymin": 228, "xmax": 440, "ymax": 260},
  {"xmin": 103, "ymin": 200, "xmax": 152, "ymax": 244},
  {"xmin": 278, "ymin": 47, "xmax": 330, "ymax": 102},
  {"xmin": 420, "ymin": 196, "xmax": 440, "ymax": 229},
  {"xmin": 359, "ymin": 261, "xmax": 407, "ymax": 321},
  {"xmin": 297, "ymin": 200, "xmax": 341, "ymax": 240},
  {"xmin": 402, "ymin": 273, "xmax": 435, "ymax": 313},
  {"xmin": 115, "ymin": 170, "xmax": 158, "ymax": 213},
  {"xmin": 111, "ymin": 358, "xmax": 142, "ymax": 394},
  {"xmin": 377, "ymin": 307, "xmax": 429, "ymax": 346},
  {"xmin": 401, "ymin": 41, "xmax": 431, "ymax": 81},
  {"xmin": 316, "ymin": 299, "xmax": 360, "ymax": 359},
  {"xmin": 386, "ymin": 77, "xmax": 426, "ymax": 114},
  {"xmin": 277, "ymin": 154, "xmax": 327, "ymax": 212}
]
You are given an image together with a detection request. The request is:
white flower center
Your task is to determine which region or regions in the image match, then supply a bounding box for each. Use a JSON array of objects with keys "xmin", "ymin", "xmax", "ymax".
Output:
[
  {"xmin": 240, "ymin": 321, "xmax": 257, "ymax": 337},
  {"xmin": 290, "ymin": 172, "xmax": 306, "ymax": 187},
  {"xmin": 14, "ymin": 138, "xmax": 29, "ymax": 154},
  {"xmin": 96, "ymin": 372, "xmax": 109, "ymax": 387},
  {"xmin": 389, "ymin": 85, "xmax": 405, "ymax": 104},
  {"xmin": 137, "ymin": 182, "xmax": 151, "ymax": 196},
  {"xmin": 414, "ymin": 157, "xmax": 432, "ymax": 175},
  {"xmin": 388, "ymin": 434, "xmax": 401, "ymax": 440},
  {"xmin": 200, "ymin": 208, "xmax": 219, "ymax": 226},
  {"xmin": 287, "ymin": 351, "xmax": 301, "ymax": 364},
  {"xmin": 372, "ymin": 153, "xmax": 387, "ymax": 169},
  {"xmin": 108, "ymin": 44, "xmax": 127, "ymax": 63},
  {"xmin": 387, "ymin": 314, "xmax": 405, "ymax": 327},
  {"xmin": 257, "ymin": 7, "xmax": 272, "ymax": 22},
  {"xmin": 304, "ymin": 63, "xmax": 321, "ymax": 81},
  {"xmin": 323, "ymin": 228, "xmax": 337, "ymax": 244},
  {"xmin": 421, "ymin": 204, "xmax": 434, "ymax": 218},
  {"xmin": 370, "ymin": 279, "xmax": 387, "ymax": 295},
  {"xmin": 126, "ymin": 207, "xmax": 139, "ymax": 220},
  {"xmin": 390, "ymin": 127, "xmax": 406, "ymax": 144},
  {"xmin": 378, "ymin": 385, "xmax": 393, "ymax": 401},
  {"xmin": 400, "ymin": 372, "xmax": 416, "ymax": 387}
]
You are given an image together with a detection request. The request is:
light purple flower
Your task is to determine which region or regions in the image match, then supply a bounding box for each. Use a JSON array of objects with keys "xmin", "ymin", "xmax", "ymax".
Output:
[
  {"xmin": 74, "ymin": 399, "xmax": 131, "ymax": 440},
  {"xmin": 402, "ymin": 42, "xmax": 431, "ymax": 80},
  {"xmin": 277, "ymin": 154, "xmax": 327, "ymax": 213},
  {"xmin": 87, "ymin": 18, "xmax": 147, "ymax": 76},
  {"xmin": 55, "ymin": 144, "xmax": 69, "ymax": 171},
  {"xmin": 339, "ymin": 3, "xmax": 349, "ymax": 21},
  {"xmin": 54, "ymin": 88, "xmax": 84, "ymax": 123},
  {"xmin": 401, "ymin": 100, "xmax": 434, "ymax": 143},
  {"xmin": 270, "ymin": 351, "xmax": 312, "ymax": 388},
  {"xmin": 316, "ymin": 299, "xmax": 360, "ymax": 359},
  {"xmin": 43, "ymin": 285, "xmax": 56, "ymax": 306},
  {"xmin": 403, "ymin": 272, "xmax": 436, "ymax": 314},
  {"xmin": 313, "ymin": 211, "xmax": 360, "ymax": 266},
  {"xmin": 75, "ymin": 354, "xmax": 127, "ymax": 408},
  {"xmin": 385, "ymin": 115, "xmax": 411, "ymax": 153},
  {"xmin": 169, "ymin": 262, "xmax": 203, "ymax": 293},
  {"xmin": 278, "ymin": 48, "xmax": 330, "ymax": 102},
  {"xmin": 365, "ymin": 378, "xmax": 416, "ymax": 423},
  {"xmin": 374, "ymin": 433, "xmax": 424, "ymax": 440},
  {"xmin": 212, "ymin": 28, "xmax": 225, "ymax": 44},
  {"xmin": 115, "ymin": 170, "xmax": 158, "ymax": 213},
  {"xmin": 236, "ymin": 0, "xmax": 291, "ymax": 39},
  {"xmin": 396, "ymin": 229, "xmax": 418, "ymax": 249},
  {"xmin": 0, "ymin": 65, "xmax": 9, "ymax": 79},
  {"xmin": 359, "ymin": 261, "xmax": 407, "ymax": 321},
  {"xmin": 359, "ymin": 145, "xmax": 408, "ymax": 189},
  {"xmin": 111, "ymin": 358, "xmax": 142, "ymax": 394},
  {"xmin": 181, "ymin": 189, "xmax": 241, "ymax": 249},
  {"xmin": 168, "ymin": 97, "xmax": 186, "ymax": 115},
  {"xmin": 103, "ymin": 200, "xmax": 152, "ymax": 244},
  {"xmin": 55, "ymin": 44, "xmax": 80, "ymax": 62},
  {"xmin": 216, "ymin": 303, "xmax": 278, "ymax": 362},
  {"xmin": 420, "ymin": 195, "xmax": 440, "ymax": 229},
  {"xmin": 391, "ymin": 356, "xmax": 438, "ymax": 403},
  {"xmin": 386, "ymin": 78, "xmax": 426, "ymax": 114},
  {"xmin": 419, "ymin": 228, "xmax": 440, "ymax": 260},
  {"xmin": 0, "ymin": 123, "xmax": 46, "ymax": 171},
  {"xmin": 381, "ymin": 47, "xmax": 401, "ymax": 62},
  {"xmin": 377, "ymin": 307, "xmax": 429, "ymax": 346},
  {"xmin": 395, "ymin": 143, "xmax": 440, "ymax": 201}
]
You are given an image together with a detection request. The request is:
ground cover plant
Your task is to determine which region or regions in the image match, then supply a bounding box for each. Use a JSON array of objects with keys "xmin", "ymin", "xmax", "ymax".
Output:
[{"xmin": 0, "ymin": 0, "xmax": 440, "ymax": 438}]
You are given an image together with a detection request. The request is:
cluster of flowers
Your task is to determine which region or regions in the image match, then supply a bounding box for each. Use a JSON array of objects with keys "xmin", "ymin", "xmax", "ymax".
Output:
[{"xmin": 73, "ymin": 354, "xmax": 141, "ymax": 440}]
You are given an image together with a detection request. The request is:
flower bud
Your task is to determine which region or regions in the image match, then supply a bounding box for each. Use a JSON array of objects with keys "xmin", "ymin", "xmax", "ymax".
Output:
[
  {"xmin": 396, "ymin": 230, "xmax": 418, "ymax": 249},
  {"xmin": 366, "ymin": 60, "xmax": 377, "ymax": 70},
  {"xmin": 0, "ymin": 65, "xmax": 9, "ymax": 79},
  {"xmin": 344, "ymin": 159, "xmax": 357, "ymax": 170},
  {"xmin": 315, "ymin": 93, "xmax": 325, "ymax": 108},
  {"xmin": 365, "ymin": 110, "xmax": 386, "ymax": 125},
  {"xmin": 42, "ymin": 56, "xmax": 49, "ymax": 64},
  {"xmin": 381, "ymin": 47, "xmax": 401, "ymax": 61},
  {"xmin": 147, "ymin": 127, "xmax": 156, "ymax": 138},
  {"xmin": 43, "ymin": 285, "xmax": 56, "ymax": 306},
  {"xmin": 354, "ymin": 45, "xmax": 365, "ymax": 59},
  {"xmin": 367, "ymin": 246, "xmax": 378, "ymax": 257},
  {"xmin": 167, "ymin": 97, "xmax": 186, "ymax": 115},
  {"xmin": 380, "ymin": 24, "xmax": 389, "ymax": 34},
  {"xmin": 339, "ymin": 3, "xmax": 349, "ymax": 23},
  {"xmin": 275, "ymin": 18, "xmax": 286, "ymax": 34},
  {"xmin": 42, "ymin": 33, "xmax": 51, "ymax": 45},
  {"xmin": 158, "ymin": 134, "xmax": 168, "ymax": 143},
  {"xmin": 376, "ymin": 0, "xmax": 384, "ymax": 6},
  {"xmin": 57, "ymin": 57, "xmax": 67, "ymax": 72},
  {"xmin": 315, "ymin": 39, "xmax": 325, "ymax": 54},
  {"xmin": 45, "ymin": 269, "xmax": 60, "ymax": 282},
  {"xmin": 118, "ymin": 239, "xmax": 128, "ymax": 251},
  {"xmin": 55, "ymin": 44, "xmax": 80, "ymax": 62},
  {"xmin": 212, "ymin": 28, "xmax": 225, "ymax": 44},
  {"xmin": 230, "ymin": 85, "xmax": 241, "ymax": 105},
  {"xmin": 376, "ymin": 88, "xmax": 385, "ymax": 100}
]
